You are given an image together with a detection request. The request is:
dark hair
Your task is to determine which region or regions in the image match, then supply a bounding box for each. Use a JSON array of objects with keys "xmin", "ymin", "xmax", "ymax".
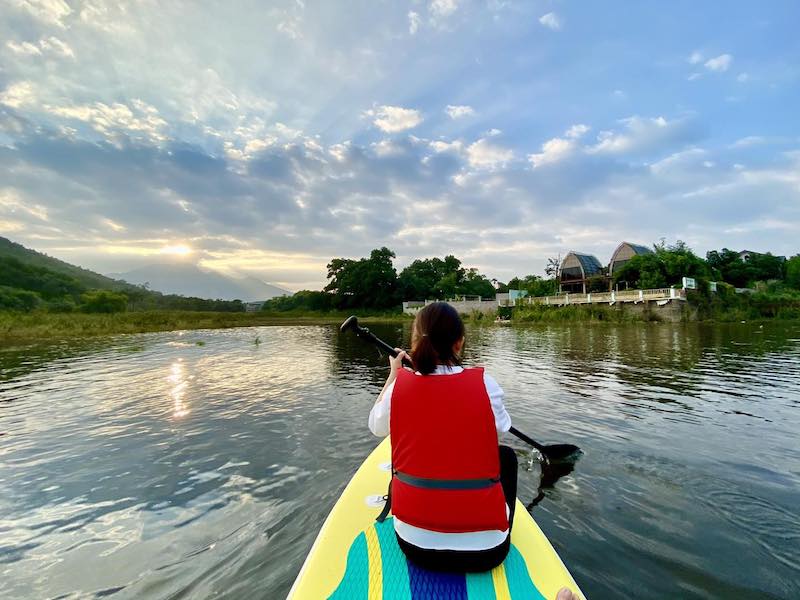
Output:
[{"xmin": 411, "ymin": 302, "xmax": 465, "ymax": 375}]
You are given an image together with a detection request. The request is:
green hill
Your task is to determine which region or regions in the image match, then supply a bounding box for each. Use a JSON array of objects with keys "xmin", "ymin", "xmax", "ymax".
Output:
[
  {"xmin": 0, "ymin": 236, "xmax": 245, "ymax": 313},
  {"xmin": 0, "ymin": 236, "xmax": 137, "ymax": 293}
]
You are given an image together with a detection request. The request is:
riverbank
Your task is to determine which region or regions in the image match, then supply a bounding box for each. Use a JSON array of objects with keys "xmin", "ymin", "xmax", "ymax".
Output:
[
  {"xmin": 506, "ymin": 288, "xmax": 800, "ymax": 323},
  {"xmin": 0, "ymin": 310, "xmax": 409, "ymax": 342}
]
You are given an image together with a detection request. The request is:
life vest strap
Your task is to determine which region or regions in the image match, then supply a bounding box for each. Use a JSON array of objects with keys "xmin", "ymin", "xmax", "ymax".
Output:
[{"xmin": 394, "ymin": 470, "xmax": 500, "ymax": 490}]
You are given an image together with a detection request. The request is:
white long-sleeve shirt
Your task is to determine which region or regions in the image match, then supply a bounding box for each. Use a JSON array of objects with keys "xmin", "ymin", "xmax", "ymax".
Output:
[{"xmin": 367, "ymin": 365, "xmax": 512, "ymax": 550}]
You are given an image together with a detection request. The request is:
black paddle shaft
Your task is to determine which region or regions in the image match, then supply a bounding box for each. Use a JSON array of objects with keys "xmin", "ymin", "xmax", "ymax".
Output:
[{"xmin": 339, "ymin": 316, "xmax": 580, "ymax": 462}]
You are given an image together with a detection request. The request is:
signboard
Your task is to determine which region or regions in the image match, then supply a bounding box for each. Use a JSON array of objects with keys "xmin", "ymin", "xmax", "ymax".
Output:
[{"xmin": 682, "ymin": 277, "xmax": 697, "ymax": 290}]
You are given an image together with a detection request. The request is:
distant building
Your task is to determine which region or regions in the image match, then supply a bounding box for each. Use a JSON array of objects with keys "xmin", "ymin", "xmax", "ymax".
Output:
[
  {"xmin": 559, "ymin": 252, "xmax": 603, "ymax": 293},
  {"xmin": 609, "ymin": 242, "xmax": 653, "ymax": 276},
  {"xmin": 244, "ymin": 301, "xmax": 265, "ymax": 312},
  {"xmin": 558, "ymin": 242, "xmax": 653, "ymax": 293},
  {"xmin": 496, "ymin": 289, "xmax": 528, "ymax": 306}
]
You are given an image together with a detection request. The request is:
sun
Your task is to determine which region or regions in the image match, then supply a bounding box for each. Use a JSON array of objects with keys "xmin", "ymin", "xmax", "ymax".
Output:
[{"xmin": 159, "ymin": 244, "xmax": 193, "ymax": 256}]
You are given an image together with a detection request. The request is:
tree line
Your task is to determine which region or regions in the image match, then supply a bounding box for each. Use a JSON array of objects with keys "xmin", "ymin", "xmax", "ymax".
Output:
[
  {"xmin": 262, "ymin": 248, "xmax": 501, "ymax": 312},
  {"xmin": 263, "ymin": 242, "xmax": 800, "ymax": 313},
  {"xmin": 613, "ymin": 241, "xmax": 798, "ymax": 292}
]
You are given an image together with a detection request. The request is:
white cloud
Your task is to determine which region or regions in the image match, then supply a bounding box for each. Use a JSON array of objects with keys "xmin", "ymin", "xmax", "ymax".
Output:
[
  {"xmin": 366, "ymin": 105, "xmax": 423, "ymax": 133},
  {"xmin": 735, "ymin": 136, "xmax": 767, "ymax": 148},
  {"xmin": 408, "ymin": 11, "xmax": 421, "ymax": 34},
  {"xmin": 47, "ymin": 100, "xmax": 169, "ymax": 143},
  {"xmin": 528, "ymin": 124, "xmax": 589, "ymax": 167},
  {"xmin": 0, "ymin": 189, "xmax": 49, "ymax": 222},
  {"xmin": 539, "ymin": 12, "xmax": 562, "ymax": 31},
  {"xmin": 704, "ymin": 54, "xmax": 732, "ymax": 72},
  {"xmin": 430, "ymin": 139, "xmax": 463, "ymax": 153},
  {"xmin": 78, "ymin": 0, "xmax": 133, "ymax": 34},
  {"xmin": 6, "ymin": 36, "xmax": 74, "ymax": 58},
  {"xmin": 687, "ymin": 73, "xmax": 702, "ymax": 81},
  {"xmin": 40, "ymin": 36, "xmax": 74, "ymax": 58},
  {"xmin": 649, "ymin": 148, "xmax": 707, "ymax": 174},
  {"xmin": 277, "ymin": 19, "xmax": 301, "ymax": 39},
  {"xmin": 0, "ymin": 81, "xmax": 37, "ymax": 108},
  {"xmin": 103, "ymin": 218, "xmax": 126, "ymax": 232},
  {"xmin": 430, "ymin": 0, "xmax": 459, "ymax": 19},
  {"xmin": 731, "ymin": 136, "xmax": 767, "ymax": 148},
  {"xmin": 6, "ymin": 41, "xmax": 42, "ymax": 56},
  {"xmin": 688, "ymin": 51, "xmax": 703, "ymax": 65},
  {"xmin": 588, "ymin": 115, "xmax": 688, "ymax": 155},
  {"xmin": 486, "ymin": 128, "xmax": 501, "ymax": 137},
  {"xmin": 566, "ymin": 124, "xmax": 590, "ymax": 139},
  {"xmin": 466, "ymin": 138, "xmax": 513, "ymax": 169},
  {"xmin": 445, "ymin": 104, "xmax": 474, "ymax": 119},
  {"xmin": 529, "ymin": 137, "xmax": 575, "ymax": 168},
  {"xmin": 10, "ymin": 0, "xmax": 72, "ymax": 28},
  {"xmin": 737, "ymin": 72, "xmax": 750, "ymax": 83}
]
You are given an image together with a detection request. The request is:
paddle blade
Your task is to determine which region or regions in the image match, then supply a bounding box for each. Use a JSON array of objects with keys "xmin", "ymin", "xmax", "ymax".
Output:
[{"xmin": 541, "ymin": 444, "xmax": 582, "ymax": 462}]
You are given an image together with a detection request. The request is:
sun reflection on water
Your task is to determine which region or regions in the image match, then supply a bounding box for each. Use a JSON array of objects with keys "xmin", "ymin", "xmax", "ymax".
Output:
[{"xmin": 169, "ymin": 359, "xmax": 189, "ymax": 419}]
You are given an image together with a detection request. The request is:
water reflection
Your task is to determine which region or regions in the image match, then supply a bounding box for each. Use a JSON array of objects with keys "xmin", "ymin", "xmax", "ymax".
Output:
[{"xmin": 168, "ymin": 360, "xmax": 189, "ymax": 419}]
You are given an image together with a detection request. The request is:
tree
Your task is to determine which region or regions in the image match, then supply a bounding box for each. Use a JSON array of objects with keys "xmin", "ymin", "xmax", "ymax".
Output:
[
  {"xmin": 654, "ymin": 240, "xmax": 710, "ymax": 284},
  {"xmin": 262, "ymin": 290, "xmax": 334, "ymax": 312},
  {"xmin": 545, "ymin": 255, "xmax": 561, "ymax": 279},
  {"xmin": 786, "ymin": 255, "xmax": 800, "ymax": 290},
  {"xmin": 614, "ymin": 253, "xmax": 667, "ymax": 289},
  {"xmin": 0, "ymin": 256, "xmax": 84, "ymax": 300},
  {"xmin": 397, "ymin": 254, "xmax": 466, "ymax": 300},
  {"xmin": 458, "ymin": 268, "xmax": 496, "ymax": 298},
  {"xmin": 0, "ymin": 286, "xmax": 41, "ymax": 311},
  {"xmin": 80, "ymin": 290, "xmax": 128, "ymax": 313},
  {"xmin": 507, "ymin": 274, "xmax": 557, "ymax": 297},
  {"xmin": 325, "ymin": 247, "xmax": 399, "ymax": 309},
  {"xmin": 706, "ymin": 248, "xmax": 785, "ymax": 287},
  {"xmin": 615, "ymin": 240, "xmax": 713, "ymax": 290}
]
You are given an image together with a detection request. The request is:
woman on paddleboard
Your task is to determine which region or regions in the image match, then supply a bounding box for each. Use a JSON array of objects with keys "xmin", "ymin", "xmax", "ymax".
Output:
[{"xmin": 368, "ymin": 301, "xmax": 517, "ymax": 572}]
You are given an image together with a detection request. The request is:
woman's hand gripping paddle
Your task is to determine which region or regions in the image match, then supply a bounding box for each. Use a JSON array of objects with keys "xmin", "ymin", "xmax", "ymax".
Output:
[{"xmin": 340, "ymin": 316, "xmax": 581, "ymax": 464}]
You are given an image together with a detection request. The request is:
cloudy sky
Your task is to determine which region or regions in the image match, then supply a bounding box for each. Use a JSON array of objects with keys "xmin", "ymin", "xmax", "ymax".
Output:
[{"xmin": 1, "ymin": 0, "xmax": 798, "ymax": 290}]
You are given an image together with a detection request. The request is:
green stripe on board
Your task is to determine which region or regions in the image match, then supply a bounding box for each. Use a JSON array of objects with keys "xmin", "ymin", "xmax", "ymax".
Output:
[
  {"xmin": 466, "ymin": 570, "xmax": 497, "ymax": 599},
  {"xmin": 329, "ymin": 532, "xmax": 369, "ymax": 599},
  {"xmin": 504, "ymin": 546, "xmax": 546, "ymax": 600},
  {"xmin": 374, "ymin": 518, "xmax": 412, "ymax": 600}
]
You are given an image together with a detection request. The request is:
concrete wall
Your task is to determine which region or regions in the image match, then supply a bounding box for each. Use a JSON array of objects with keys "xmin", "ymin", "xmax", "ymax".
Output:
[
  {"xmin": 605, "ymin": 298, "xmax": 694, "ymax": 322},
  {"xmin": 402, "ymin": 299, "xmax": 498, "ymax": 316}
]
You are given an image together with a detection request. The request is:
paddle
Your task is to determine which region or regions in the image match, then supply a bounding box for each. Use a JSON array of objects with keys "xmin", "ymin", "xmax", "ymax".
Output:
[{"xmin": 340, "ymin": 316, "xmax": 581, "ymax": 463}]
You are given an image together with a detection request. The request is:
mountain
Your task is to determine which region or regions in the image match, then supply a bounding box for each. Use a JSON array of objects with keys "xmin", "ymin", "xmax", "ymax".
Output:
[
  {"xmin": 109, "ymin": 263, "xmax": 291, "ymax": 302},
  {"xmin": 0, "ymin": 235, "xmax": 138, "ymax": 294}
]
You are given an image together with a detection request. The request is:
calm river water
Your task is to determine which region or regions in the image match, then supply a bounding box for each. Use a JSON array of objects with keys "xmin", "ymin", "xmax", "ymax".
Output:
[{"xmin": 1, "ymin": 322, "xmax": 799, "ymax": 599}]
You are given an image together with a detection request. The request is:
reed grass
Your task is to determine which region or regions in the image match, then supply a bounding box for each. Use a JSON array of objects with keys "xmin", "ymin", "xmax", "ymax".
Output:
[{"xmin": 0, "ymin": 310, "xmax": 409, "ymax": 342}]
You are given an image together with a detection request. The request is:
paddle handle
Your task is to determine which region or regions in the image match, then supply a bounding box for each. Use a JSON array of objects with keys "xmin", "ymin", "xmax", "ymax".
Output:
[
  {"xmin": 357, "ymin": 327, "xmax": 414, "ymax": 368},
  {"xmin": 508, "ymin": 426, "xmax": 546, "ymax": 453}
]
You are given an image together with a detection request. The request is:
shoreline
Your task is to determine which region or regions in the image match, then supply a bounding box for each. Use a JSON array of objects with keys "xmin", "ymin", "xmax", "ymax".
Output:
[
  {"xmin": 3, "ymin": 300, "xmax": 798, "ymax": 343},
  {"xmin": 0, "ymin": 311, "xmax": 410, "ymax": 343}
]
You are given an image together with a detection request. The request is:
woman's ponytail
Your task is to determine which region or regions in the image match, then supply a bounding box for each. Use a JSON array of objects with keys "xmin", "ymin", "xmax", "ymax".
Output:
[{"xmin": 410, "ymin": 302, "xmax": 465, "ymax": 375}]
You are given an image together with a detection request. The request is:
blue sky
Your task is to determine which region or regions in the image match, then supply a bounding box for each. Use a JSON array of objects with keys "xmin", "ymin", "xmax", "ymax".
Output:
[{"xmin": 1, "ymin": 0, "xmax": 798, "ymax": 290}]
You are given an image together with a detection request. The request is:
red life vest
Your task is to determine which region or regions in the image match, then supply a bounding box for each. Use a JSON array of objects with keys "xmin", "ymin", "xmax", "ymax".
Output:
[{"xmin": 389, "ymin": 367, "xmax": 509, "ymax": 533}]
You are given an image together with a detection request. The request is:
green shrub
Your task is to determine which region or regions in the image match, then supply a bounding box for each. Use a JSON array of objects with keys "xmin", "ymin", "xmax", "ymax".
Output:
[
  {"xmin": 0, "ymin": 286, "xmax": 41, "ymax": 311},
  {"xmin": 80, "ymin": 290, "xmax": 128, "ymax": 313}
]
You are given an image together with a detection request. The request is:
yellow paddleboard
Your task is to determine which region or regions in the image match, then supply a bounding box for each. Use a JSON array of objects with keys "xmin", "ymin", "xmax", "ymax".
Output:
[{"xmin": 288, "ymin": 438, "xmax": 585, "ymax": 599}]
